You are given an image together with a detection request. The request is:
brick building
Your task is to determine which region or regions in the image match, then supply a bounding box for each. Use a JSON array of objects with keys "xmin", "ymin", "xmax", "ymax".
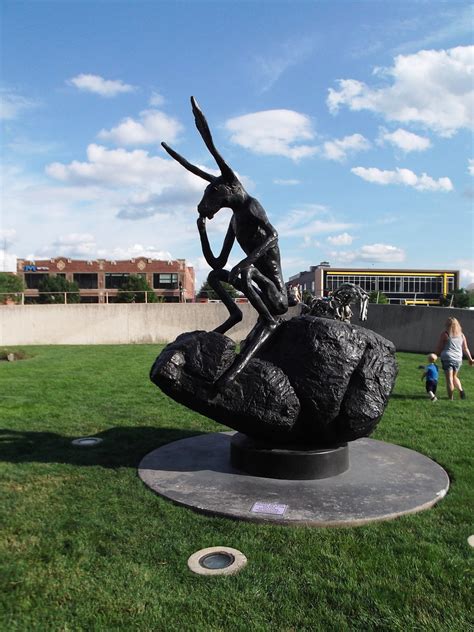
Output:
[
  {"xmin": 288, "ymin": 262, "xmax": 459, "ymax": 305},
  {"xmin": 16, "ymin": 257, "xmax": 195, "ymax": 303}
]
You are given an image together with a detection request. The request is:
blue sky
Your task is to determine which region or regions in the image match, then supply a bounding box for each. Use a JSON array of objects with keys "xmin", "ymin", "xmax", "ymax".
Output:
[{"xmin": 1, "ymin": 1, "xmax": 473, "ymax": 289}]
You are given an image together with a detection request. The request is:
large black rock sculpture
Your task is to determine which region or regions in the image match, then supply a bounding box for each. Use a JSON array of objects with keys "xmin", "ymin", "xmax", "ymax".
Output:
[
  {"xmin": 151, "ymin": 316, "xmax": 397, "ymax": 445},
  {"xmin": 151, "ymin": 97, "xmax": 397, "ymax": 453}
]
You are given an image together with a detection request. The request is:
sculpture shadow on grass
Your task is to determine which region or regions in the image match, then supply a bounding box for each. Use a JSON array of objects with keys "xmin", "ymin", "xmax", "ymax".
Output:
[{"xmin": 0, "ymin": 427, "xmax": 200, "ymax": 469}]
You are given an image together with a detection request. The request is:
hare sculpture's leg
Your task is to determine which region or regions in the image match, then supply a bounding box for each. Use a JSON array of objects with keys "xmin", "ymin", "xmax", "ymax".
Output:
[
  {"xmin": 207, "ymin": 268, "xmax": 243, "ymax": 334},
  {"xmin": 214, "ymin": 266, "xmax": 285, "ymax": 388},
  {"xmin": 214, "ymin": 318, "xmax": 279, "ymax": 388},
  {"xmin": 238, "ymin": 265, "xmax": 287, "ymax": 326}
]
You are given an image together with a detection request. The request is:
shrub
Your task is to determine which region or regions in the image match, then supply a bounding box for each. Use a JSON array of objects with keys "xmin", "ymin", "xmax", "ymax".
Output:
[
  {"xmin": 439, "ymin": 289, "xmax": 474, "ymax": 308},
  {"xmin": 368, "ymin": 291, "xmax": 389, "ymax": 304},
  {"xmin": 0, "ymin": 272, "xmax": 24, "ymax": 304},
  {"xmin": 37, "ymin": 276, "xmax": 80, "ymax": 303},
  {"xmin": 197, "ymin": 280, "xmax": 237, "ymax": 300},
  {"xmin": 115, "ymin": 275, "xmax": 158, "ymax": 303}
]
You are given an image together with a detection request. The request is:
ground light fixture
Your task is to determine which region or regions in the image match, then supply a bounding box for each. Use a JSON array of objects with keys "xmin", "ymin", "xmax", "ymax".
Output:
[
  {"xmin": 71, "ymin": 437, "xmax": 103, "ymax": 447},
  {"xmin": 187, "ymin": 546, "xmax": 247, "ymax": 576},
  {"xmin": 468, "ymin": 535, "xmax": 474, "ymax": 548}
]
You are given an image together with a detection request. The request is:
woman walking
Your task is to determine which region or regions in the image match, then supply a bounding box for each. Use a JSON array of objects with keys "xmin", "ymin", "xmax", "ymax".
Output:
[{"xmin": 435, "ymin": 317, "xmax": 473, "ymax": 400}]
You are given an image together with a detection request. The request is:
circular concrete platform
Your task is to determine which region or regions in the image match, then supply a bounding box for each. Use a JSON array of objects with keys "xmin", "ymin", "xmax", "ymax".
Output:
[{"xmin": 138, "ymin": 432, "xmax": 450, "ymax": 527}]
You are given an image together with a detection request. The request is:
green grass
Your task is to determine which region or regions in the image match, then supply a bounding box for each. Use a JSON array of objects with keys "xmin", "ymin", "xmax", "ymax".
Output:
[{"xmin": 1, "ymin": 346, "xmax": 473, "ymax": 631}]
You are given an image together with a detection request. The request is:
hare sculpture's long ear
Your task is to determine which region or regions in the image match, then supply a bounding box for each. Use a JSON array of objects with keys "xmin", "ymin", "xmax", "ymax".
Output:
[
  {"xmin": 191, "ymin": 96, "xmax": 236, "ymax": 183},
  {"xmin": 161, "ymin": 142, "xmax": 215, "ymax": 182}
]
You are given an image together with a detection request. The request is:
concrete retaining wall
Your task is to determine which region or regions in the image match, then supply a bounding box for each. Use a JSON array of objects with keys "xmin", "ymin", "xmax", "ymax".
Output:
[
  {"xmin": 0, "ymin": 303, "xmax": 259, "ymax": 346},
  {"xmin": 364, "ymin": 304, "xmax": 474, "ymax": 353},
  {"xmin": 1, "ymin": 302, "xmax": 473, "ymax": 354}
]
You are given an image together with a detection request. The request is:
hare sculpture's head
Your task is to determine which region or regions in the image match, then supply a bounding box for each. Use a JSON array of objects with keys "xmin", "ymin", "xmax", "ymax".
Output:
[{"xmin": 162, "ymin": 97, "xmax": 246, "ymax": 219}]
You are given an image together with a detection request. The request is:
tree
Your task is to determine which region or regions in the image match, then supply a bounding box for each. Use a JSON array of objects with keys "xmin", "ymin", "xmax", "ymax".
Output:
[
  {"xmin": 37, "ymin": 275, "xmax": 80, "ymax": 303},
  {"xmin": 0, "ymin": 272, "xmax": 24, "ymax": 304},
  {"xmin": 368, "ymin": 291, "xmax": 389, "ymax": 304},
  {"xmin": 197, "ymin": 280, "xmax": 237, "ymax": 300},
  {"xmin": 439, "ymin": 288, "xmax": 473, "ymax": 308},
  {"xmin": 115, "ymin": 275, "xmax": 158, "ymax": 303}
]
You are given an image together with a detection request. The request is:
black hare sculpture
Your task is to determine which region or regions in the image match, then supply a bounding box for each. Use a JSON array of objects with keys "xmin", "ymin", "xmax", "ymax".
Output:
[
  {"xmin": 151, "ymin": 98, "xmax": 398, "ymax": 446},
  {"xmin": 162, "ymin": 97, "xmax": 287, "ymax": 385}
]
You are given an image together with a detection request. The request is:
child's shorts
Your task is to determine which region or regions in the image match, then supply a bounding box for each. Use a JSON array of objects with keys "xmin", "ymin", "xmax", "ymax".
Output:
[{"xmin": 426, "ymin": 380, "xmax": 438, "ymax": 394}]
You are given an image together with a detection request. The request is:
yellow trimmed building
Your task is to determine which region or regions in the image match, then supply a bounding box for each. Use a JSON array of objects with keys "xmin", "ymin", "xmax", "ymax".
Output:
[{"xmin": 288, "ymin": 263, "xmax": 459, "ymax": 305}]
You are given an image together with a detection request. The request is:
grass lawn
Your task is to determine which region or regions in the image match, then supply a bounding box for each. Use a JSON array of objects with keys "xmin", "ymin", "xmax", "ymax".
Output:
[{"xmin": 1, "ymin": 345, "xmax": 473, "ymax": 631}]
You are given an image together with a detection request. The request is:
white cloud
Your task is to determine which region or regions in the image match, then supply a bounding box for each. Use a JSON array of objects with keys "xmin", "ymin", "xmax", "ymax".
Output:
[
  {"xmin": 281, "ymin": 255, "xmax": 313, "ymax": 277},
  {"xmin": 468, "ymin": 159, "xmax": 474, "ymax": 176},
  {"xmin": 327, "ymin": 232, "xmax": 354, "ymax": 246},
  {"xmin": 45, "ymin": 143, "xmax": 220, "ymax": 221},
  {"xmin": 0, "ymin": 228, "xmax": 17, "ymax": 248},
  {"xmin": 328, "ymin": 46, "xmax": 474, "ymax": 137},
  {"xmin": 254, "ymin": 37, "xmax": 315, "ymax": 93},
  {"xmin": 376, "ymin": 214, "xmax": 398, "ymax": 225},
  {"xmin": 302, "ymin": 236, "xmax": 322, "ymax": 249},
  {"xmin": 0, "ymin": 251, "xmax": 17, "ymax": 272},
  {"xmin": 273, "ymin": 178, "xmax": 301, "ymax": 186},
  {"xmin": 393, "ymin": 6, "xmax": 473, "ymax": 55},
  {"xmin": 0, "ymin": 229, "xmax": 17, "ymax": 272},
  {"xmin": 68, "ymin": 74, "xmax": 135, "ymax": 97},
  {"xmin": 225, "ymin": 109, "xmax": 317, "ymax": 161},
  {"xmin": 331, "ymin": 243, "xmax": 405, "ymax": 264},
  {"xmin": 0, "ymin": 90, "xmax": 38, "ymax": 120},
  {"xmin": 453, "ymin": 259, "xmax": 474, "ymax": 289},
  {"xmin": 149, "ymin": 91, "xmax": 165, "ymax": 107},
  {"xmin": 34, "ymin": 233, "xmax": 98, "ymax": 259},
  {"xmin": 7, "ymin": 137, "xmax": 59, "ymax": 155},
  {"xmin": 47, "ymin": 143, "xmax": 200, "ymax": 188},
  {"xmin": 378, "ymin": 128, "xmax": 431, "ymax": 152},
  {"xmin": 321, "ymin": 134, "xmax": 371, "ymax": 161},
  {"xmin": 460, "ymin": 270, "xmax": 474, "ymax": 288},
  {"xmin": 97, "ymin": 244, "xmax": 173, "ymax": 261},
  {"xmin": 351, "ymin": 166, "xmax": 453, "ymax": 191},
  {"xmin": 98, "ymin": 109, "xmax": 183, "ymax": 145},
  {"xmin": 2, "ymin": 162, "xmax": 205, "ymax": 265},
  {"xmin": 31, "ymin": 234, "xmax": 174, "ymax": 263},
  {"xmin": 276, "ymin": 204, "xmax": 352, "ymax": 237}
]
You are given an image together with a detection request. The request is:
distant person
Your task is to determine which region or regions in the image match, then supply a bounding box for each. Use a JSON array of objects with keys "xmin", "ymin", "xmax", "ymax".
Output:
[
  {"xmin": 420, "ymin": 353, "xmax": 439, "ymax": 402},
  {"xmin": 435, "ymin": 317, "xmax": 474, "ymax": 400}
]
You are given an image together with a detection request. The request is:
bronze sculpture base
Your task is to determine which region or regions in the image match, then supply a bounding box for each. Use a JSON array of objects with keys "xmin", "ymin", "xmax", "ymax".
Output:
[{"xmin": 230, "ymin": 433, "xmax": 349, "ymax": 480}]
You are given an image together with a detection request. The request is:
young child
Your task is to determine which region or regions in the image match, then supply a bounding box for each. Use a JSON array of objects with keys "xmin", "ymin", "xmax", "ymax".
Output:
[{"xmin": 421, "ymin": 353, "xmax": 439, "ymax": 402}]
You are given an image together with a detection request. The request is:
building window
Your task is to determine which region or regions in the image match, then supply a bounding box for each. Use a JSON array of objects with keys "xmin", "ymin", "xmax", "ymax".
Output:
[
  {"xmin": 324, "ymin": 272, "xmax": 454, "ymax": 298},
  {"xmin": 73, "ymin": 273, "xmax": 98, "ymax": 289},
  {"xmin": 153, "ymin": 273, "xmax": 178, "ymax": 289},
  {"xmin": 105, "ymin": 273, "xmax": 130, "ymax": 289},
  {"xmin": 24, "ymin": 273, "xmax": 49, "ymax": 289}
]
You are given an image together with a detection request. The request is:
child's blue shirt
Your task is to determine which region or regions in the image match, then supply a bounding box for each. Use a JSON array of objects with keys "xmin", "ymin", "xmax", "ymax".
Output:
[{"xmin": 425, "ymin": 363, "xmax": 439, "ymax": 382}]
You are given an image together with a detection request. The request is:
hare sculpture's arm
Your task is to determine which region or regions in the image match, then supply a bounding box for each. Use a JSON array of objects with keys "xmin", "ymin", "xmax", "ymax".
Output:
[{"xmin": 197, "ymin": 216, "xmax": 235, "ymax": 271}]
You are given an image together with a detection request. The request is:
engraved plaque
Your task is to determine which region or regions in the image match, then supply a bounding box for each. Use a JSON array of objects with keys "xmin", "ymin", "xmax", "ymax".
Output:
[{"xmin": 250, "ymin": 502, "xmax": 287, "ymax": 515}]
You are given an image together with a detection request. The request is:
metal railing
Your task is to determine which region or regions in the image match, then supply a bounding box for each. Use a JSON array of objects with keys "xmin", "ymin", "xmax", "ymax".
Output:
[
  {"xmin": 0, "ymin": 291, "xmax": 184, "ymax": 304},
  {"xmin": 0, "ymin": 291, "xmax": 249, "ymax": 305}
]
